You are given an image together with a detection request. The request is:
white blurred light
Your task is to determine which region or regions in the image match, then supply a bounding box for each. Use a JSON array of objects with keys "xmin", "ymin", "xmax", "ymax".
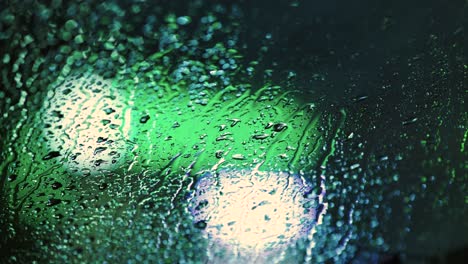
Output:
[
  {"xmin": 42, "ymin": 74, "xmax": 129, "ymax": 173},
  {"xmin": 190, "ymin": 170, "xmax": 324, "ymax": 257}
]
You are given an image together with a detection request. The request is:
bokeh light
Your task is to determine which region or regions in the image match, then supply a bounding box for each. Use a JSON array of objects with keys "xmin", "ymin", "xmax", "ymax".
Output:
[
  {"xmin": 42, "ymin": 74, "xmax": 128, "ymax": 174},
  {"xmin": 189, "ymin": 169, "xmax": 327, "ymax": 261}
]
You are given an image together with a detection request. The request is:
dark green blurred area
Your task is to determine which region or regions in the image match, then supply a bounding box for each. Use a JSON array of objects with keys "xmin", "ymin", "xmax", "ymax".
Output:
[{"xmin": 0, "ymin": 0, "xmax": 467, "ymax": 263}]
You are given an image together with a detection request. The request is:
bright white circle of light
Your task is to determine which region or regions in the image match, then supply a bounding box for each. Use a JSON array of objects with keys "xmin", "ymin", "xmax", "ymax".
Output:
[
  {"xmin": 189, "ymin": 170, "xmax": 322, "ymax": 255},
  {"xmin": 42, "ymin": 74, "xmax": 129, "ymax": 174}
]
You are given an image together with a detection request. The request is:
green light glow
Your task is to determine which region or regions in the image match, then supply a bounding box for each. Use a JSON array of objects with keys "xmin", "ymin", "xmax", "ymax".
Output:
[
  {"xmin": 13, "ymin": 66, "xmax": 330, "ymax": 232},
  {"xmin": 40, "ymin": 67, "xmax": 327, "ymax": 177},
  {"xmin": 0, "ymin": 4, "xmax": 345, "ymax": 261}
]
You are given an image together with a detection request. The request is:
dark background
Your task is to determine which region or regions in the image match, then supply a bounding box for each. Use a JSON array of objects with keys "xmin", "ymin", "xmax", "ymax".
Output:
[{"xmin": 237, "ymin": 0, "xmax": 467, "ymax": 262}]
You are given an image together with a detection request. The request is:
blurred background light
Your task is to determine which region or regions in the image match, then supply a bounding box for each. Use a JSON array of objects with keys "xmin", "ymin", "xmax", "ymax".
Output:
[
  {"xmin": 189, "ymin": 169, "xmax": 326, "ymax": 259},
  {"xmin": 42, "ymin": 74, "xmax": 128, "ymax": 174}
]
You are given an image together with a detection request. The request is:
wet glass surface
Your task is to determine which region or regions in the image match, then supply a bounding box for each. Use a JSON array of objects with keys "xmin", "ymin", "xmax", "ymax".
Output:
[{"xmin": 0, "ymin": 0, "xmax": 466, "ymax": 263}]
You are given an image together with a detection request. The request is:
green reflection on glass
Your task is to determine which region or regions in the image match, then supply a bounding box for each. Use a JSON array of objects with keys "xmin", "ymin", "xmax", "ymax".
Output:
[{"xmin": 0, "ymin": 2, "xmax": 346, "ymax": 262}]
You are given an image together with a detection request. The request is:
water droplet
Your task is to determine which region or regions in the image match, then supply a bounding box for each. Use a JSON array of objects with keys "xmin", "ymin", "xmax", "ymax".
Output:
[
  {"xmin": 176, "ymin": 16, "xmax": 192, "ymax": 25},
  {"xmin": 42, "ymin": 151, "xmax": 61, "ymax": 160},
  {"xmin": 94, "ymin": 147, "xmax": 107, "ymax": 155},
  {"xmin": 253, "ymin": 134, "xmax": 269, "ymax": 140},
  {"xmin": 215, "ymin": 150, "xmax": 224, "ymax": 159},
  {"xmin": 99, "ymin": 182, "xmax": 108, "ymax": 191},
  {"xmin": 7, "ymin": 174, "xmax": 17, "ymax": 182},
  {"xmin": 101, "ymin": 119, "xmax": 111, "ymax": 126},
  {"xmin": 402, "ymin": 117, "xmax": 418, "ymax": 125},
  {"xmin": 232, "ymin": 154, "xmax": 245, "ymax": 160},
  {"xmin": 139, "ymin": 115, "xmax": 150, "ymax": 123},
  {"xmin": 194, "ymin": 220, "xmax": 207, "ymax": 229},
  {"xmin": 51, "ymin": 182, "xmax": 62, "ymax": 190},
  {"xmin": 265, "ymin": 122, "xmax": 274, "ymax": 129},
  {"xmin": 352, "ymin": 95, "xmax": 368, "ymax": 103},
  {"xmin": 96, "ymin": 137, "xmax": 107, "ymax": 143},
  {"xmin": 272, "ymin": 123, "xmax": 287, "ymax": 132},
  {"xmin": 229, "ymin": 118, "xmax": 240, "ymax": 127},
  {"xmin": 47, "ymin": 198, "xmax": 61, "ymax": 207},
  {"xmin": 104, "ymin": 108, "xmax": 115, "ymax": 115}
]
